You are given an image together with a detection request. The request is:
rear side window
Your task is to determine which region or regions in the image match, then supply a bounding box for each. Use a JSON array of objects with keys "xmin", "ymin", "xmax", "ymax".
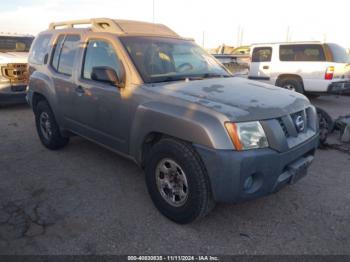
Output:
[
  {"xmin": 51, "ymin": 35, "xmax": 80, "ymax": 76},
  {"xmin": 326, "ymin": 43, "xmax": 350, "ymax": 63},
  {"xmin": 252, "ymin": 47, "xmax": 272, "ymax": 62},
  {"xmin": 82, "ymin": 40, "xmax": 123, "ymax": 80},
  {"xmin": 51, "ymin": 35, "xmax": 65, "ymax": 71},
  {"xmin": 28, "ymin": 34, "xmax": 52, "ymax": 65},
  {"xmin": 280, "ymin": 44, "xmax": 326, "ymax": 61}
]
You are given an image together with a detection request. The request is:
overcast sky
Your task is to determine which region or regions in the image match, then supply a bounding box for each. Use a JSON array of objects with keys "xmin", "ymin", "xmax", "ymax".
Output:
[{"xmin": 0, "ymin": 0, "xmax": 349, "ymax": 48}]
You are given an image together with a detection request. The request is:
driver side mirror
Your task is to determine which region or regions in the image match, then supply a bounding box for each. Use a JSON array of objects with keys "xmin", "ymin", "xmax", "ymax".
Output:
[{"xmin": 91, "ymin": 66, "xmax": 124, "ymax": 88}]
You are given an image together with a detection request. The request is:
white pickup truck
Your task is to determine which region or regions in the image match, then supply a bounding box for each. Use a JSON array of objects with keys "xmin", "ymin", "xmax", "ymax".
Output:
[
  {"xmin": 247, "ymin": 42, "xmax": 350, "ymax": 95},
  {"xmin": 0, "ymin": 33, "xmax": 34, "ymax": 105}
]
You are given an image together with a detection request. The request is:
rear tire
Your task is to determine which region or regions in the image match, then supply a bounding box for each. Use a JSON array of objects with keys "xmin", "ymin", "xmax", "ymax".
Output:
[
  {"xmin": 278, "ymin": 78, "xmax": 304, "ymax": 94},
  {"xmin": 35, "ymin": 100, "xmax": 69, "ymax": 150},
  {"xmin": 145, "ymin": 138, "xmax": 215, "ymax": 224}
]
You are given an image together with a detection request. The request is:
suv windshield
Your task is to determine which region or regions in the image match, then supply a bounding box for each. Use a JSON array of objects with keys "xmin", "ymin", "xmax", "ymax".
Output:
[
  {"xmin": 327, "ymin": 43, "xmax": 350, "ymax": 63},
  {"xmin": 120, "ymin": 36, "xmax": 231, "ymax": 83},
  {"xmin": 0, "ymin": 36, "xmax": 34, "ymax": 52}
]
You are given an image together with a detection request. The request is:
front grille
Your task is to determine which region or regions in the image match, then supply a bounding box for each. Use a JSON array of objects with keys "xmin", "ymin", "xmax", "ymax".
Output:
[
  {"xmin": 1, "ymin": 63, "xmax": 28, "ymax": 83},
  {"xmin": 291, "ymin": 110, "xmax": 308, "ymax": 133},
  {"xmin": 278, "ymin": 118, "xmax": 289, "ymax": 137},
  {"xmin": 278, "ymin": 109, "xmax": 310, "ymax": 138}
]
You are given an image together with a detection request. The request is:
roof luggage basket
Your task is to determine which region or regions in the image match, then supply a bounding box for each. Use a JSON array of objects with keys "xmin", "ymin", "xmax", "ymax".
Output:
[{"xmin": 48, "ymin": 18, "xmax": 125, "ymax": 34}]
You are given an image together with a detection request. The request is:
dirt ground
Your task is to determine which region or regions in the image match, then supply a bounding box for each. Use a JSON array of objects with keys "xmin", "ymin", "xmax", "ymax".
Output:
[{"xmin": 0, "ymin": 95, "xmax": 349, "ymax": 255}]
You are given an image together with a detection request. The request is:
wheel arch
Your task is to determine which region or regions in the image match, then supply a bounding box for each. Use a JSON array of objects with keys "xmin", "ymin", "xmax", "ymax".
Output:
[
  {"xmin": 32, "ymin": 92, "xmax": 48, "ymax": 114},
  {"xmin": 275, "ymin": 74, "xmax": 304, "ymax": 87}
]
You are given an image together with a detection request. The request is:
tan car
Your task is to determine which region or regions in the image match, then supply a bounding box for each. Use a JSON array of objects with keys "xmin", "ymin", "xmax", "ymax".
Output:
[
  {"xmin": 0, "ymin": 33, "xmax": 34, "ymax": 104},
  {"xmin": 27, "ymin": 18, "xmax": 318, "ymax": 223}
]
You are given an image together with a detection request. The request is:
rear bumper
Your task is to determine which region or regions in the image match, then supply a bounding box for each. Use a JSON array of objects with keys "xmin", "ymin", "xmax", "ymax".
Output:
[
  {"xmin": 327, "ymin": 81, "xmax": 350, "ymax": 94},
  {"xmin": 194, "ymin": 134, "xmax": 319, "ymax": 203}
]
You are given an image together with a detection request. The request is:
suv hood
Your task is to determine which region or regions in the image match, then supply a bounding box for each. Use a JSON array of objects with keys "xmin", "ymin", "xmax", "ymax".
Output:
[
  {"xmin": 0, "ymin": 52, "xmax": 29, "ymax": 64},
  {"xmin": 148, "ymin": 77, "xmax": 310, "ymax": 122}
]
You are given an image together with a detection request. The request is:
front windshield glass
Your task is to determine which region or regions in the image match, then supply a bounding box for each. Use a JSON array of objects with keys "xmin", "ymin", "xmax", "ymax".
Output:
[
  {"xmin": 120, "ymin": 36, "xmax": 231, "ymax": 83},
  {"xmin": 0, "ymin": 36, "xmax": 34, "ymax": 52},
  {"xmin": 327, "ymin": 43, "xmax": 350, "ymax": 63}
]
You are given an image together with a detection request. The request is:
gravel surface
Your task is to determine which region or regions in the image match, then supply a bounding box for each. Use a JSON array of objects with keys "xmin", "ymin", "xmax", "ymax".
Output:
[{"xmin": 0, "ymin": 96, "xmax": 349, "ymax": 255}]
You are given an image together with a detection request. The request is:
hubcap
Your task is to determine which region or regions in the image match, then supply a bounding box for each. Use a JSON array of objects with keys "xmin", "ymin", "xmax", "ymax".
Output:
[
  {"xmin": 283, "ymin": 84, "xmax": 296, "ymax": 91},
  {"xmin": 155, "ymin": 159, "xmax": 189, "ymax": 207},
  {"xmin": 39, "ymin": 112, "xmax": 52, "ymax": 140}
]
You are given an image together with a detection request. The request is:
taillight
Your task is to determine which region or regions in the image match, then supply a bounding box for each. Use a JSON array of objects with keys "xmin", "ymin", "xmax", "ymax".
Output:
[{"xmin": 325, "ymin": 66, "xmax": 334, "ymax": 80}]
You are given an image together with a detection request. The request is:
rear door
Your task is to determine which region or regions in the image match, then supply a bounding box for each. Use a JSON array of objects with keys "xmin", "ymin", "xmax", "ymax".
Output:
[
  {"xmin": 248, "ymin": 46, "xmax": 272, "ymax": 82},
  {"xmin": 277, "ymin": 44, "xmax": 329, "ymax": 92},
  {"xmin": 50, "ymin": 34, "xmax": 81, "ymax": 124}
]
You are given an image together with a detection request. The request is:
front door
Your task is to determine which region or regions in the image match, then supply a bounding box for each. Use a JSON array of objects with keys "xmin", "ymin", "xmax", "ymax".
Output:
[{"xmin": 71, "ymin": 39, "xmax": 130, "ymax": 153}]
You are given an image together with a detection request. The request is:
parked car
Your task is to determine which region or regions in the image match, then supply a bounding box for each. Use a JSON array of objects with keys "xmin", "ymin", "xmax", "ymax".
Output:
[
  {"xmin": 213, "ymin": 46, "xmax": 251, "ymax": 75},
  {"xmin": 232, "ymin": 45, "xmax": 251, "ymax": 55},
  {"xmin": 248, "ymin": 42, "xmax": 350, "ymax": 95},
  {"xmin": 0, "ymin": 33, "xmax": 34, "ymax": 105},
  {"xmin": 27, "ymin": 18, "xmax": 319, "ymax": 224}
]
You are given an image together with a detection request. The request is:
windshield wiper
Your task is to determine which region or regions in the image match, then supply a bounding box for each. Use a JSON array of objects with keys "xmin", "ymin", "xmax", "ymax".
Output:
[
  {"xmin": 150, "ymin": 73, "xmax": 233, "ymax": 84},
  {"xmin": 200, "ymin": 73, "xmax": 232, "ymax": 79},
  {"xmin": 151, "ymin": 76, "xmax": 188, "ymax": 83}
]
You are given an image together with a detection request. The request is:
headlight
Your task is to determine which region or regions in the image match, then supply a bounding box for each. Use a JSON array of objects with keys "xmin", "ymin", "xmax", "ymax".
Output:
[{"xmin": 225, "ymin": 121, "xmax": 269, "ymax": 150}]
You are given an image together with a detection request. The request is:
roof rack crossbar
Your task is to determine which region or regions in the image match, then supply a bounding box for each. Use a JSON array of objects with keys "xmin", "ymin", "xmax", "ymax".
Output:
[{"xmin": 48, "ymin": 18, "xmax": 124, "ymax": 34}]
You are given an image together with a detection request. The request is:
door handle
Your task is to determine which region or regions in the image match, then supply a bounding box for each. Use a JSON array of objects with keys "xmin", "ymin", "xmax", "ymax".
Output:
[
  {"xmin": 75, "ymin": 85, "xmax": 85, "ymax": 95},
  {"xmin": 263, "ymin": 65, "xmax": 269, "ymax": 70}
]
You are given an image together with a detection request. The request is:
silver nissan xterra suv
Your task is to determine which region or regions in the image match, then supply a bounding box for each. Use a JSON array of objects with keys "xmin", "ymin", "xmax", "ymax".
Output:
[{"xmin": 27, "ymin": 18, "xmax": 319, "ymax": 224}]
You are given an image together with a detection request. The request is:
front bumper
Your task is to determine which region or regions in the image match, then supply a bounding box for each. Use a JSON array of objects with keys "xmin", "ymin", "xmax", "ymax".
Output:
[
  {"xmin": 0, "ymin": 83, "xmax": 27, "ymax": 105},
  {"xmin": 327, "ymin": 81, "xmax": 350, "ymax": 94},
  {"xmin": 194, "ymin": 134, "xmax": 319, "ymax": 203}
]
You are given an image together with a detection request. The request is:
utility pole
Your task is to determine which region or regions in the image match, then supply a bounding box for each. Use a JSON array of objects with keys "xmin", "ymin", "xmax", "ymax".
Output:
[
  {"xmin": 237, "ymin": 25, "xmax": 241, "ymax": 47},
  {"xmin": 202, "ymin": 31, "xmax": 205, "ymax": 48},
  {"xmin": 236, "ymin": 25, "xmax": 244, "ymax": 46},
  {"xmin": 286, "ymin": 26, "xmax": 290, "ymax": 42},
  {"xmin": 152, "ymin": 0, "xmax": 155, "ymax": 23}
]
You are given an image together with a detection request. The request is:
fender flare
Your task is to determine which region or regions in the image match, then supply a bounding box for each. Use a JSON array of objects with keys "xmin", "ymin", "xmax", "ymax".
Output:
[
  {"xmin": 28, "ymin": 71, "xmax": 62, "ymax": 121},
  {"xmin": 128, "ymin": 101, "xmax": 232, "ymax": 164}
]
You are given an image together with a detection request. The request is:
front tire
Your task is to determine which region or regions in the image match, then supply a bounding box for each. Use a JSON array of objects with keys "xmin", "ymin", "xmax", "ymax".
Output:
[
  {"xmin": 145, "ymin": 138, "xmax": 215, "ymax": 224},
  {"xmin": 35, "ymin": 100, "xmax": 69, "ymax": 150}
]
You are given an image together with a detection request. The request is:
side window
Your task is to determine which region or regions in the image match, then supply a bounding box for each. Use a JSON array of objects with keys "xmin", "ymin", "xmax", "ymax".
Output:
[
  {"xmin": 252, "ymin": 47, "xmax": 272, "ymax": 62},
  {"xmin": 28, "ymin": 34, "xmax": 52, "ymax": 65},
  {"xmin": 82, "ymin": 40, "xmax": 122, "ymax": 81},
  {"xmin": 280, "ymin": 45, "xmax": 326, "ymax": 61},
  {"xmin": 57, "ymin": 35, "xmax": 80, "ymax": 75},
  {"xmin": 51, "ymin": 35, "xmax": 80, "ymax": 76},
  {"xmin": 51, "ymin": 35, "xmax": 65, "ymax": 71}
]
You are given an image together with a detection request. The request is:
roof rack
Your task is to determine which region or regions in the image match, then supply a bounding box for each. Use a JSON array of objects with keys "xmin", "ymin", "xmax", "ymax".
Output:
[
  {"xmin": 49, "ymin": 18, "xmax": 124, "ymax": 33},
  {"xmin": 48, "ymin": 18, "xmax": 180, "ymax": 38},
  {"xmin": 251, "ymin": 41, "xmax": 323, "ymax": 45}
]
